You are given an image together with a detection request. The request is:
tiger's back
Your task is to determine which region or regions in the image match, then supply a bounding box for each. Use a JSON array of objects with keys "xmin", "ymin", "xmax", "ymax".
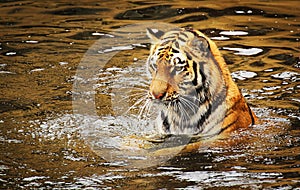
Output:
[{"xmin": 146, "ymin": 27, "xmax": 257, "ymax": 137}]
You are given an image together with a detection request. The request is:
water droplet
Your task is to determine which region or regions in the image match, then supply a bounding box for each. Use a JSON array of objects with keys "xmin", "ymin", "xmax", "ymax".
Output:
[
  {"xmin": 25, "ymin": 40, "xmax": 39, "ymax": 44},
  {"xmin": 231, "ymin": 70, "xmax": 257, "ymax": 80},
  {"xmin": 223, "ymin": 47, "xmax": 263, "ymax": 55},
  {"xmin": 59, "ymin": 62, "xmax": 69, "ymax": 65},
  {"xmin": 220, "ymin": 31, "xmax": 248, "ymax": 36},
  {"xmin": 6, "ymin": 52, "xmax": 16, "ymax": 56}
]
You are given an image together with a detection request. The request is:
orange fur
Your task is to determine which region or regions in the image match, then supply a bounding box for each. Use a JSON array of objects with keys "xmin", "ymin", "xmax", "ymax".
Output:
[{"xmin": 194, "ymin": 30, "xmax": 257, "ymax": 133}]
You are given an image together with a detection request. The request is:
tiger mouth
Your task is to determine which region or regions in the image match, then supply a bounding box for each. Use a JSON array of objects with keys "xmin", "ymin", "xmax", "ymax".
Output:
[
  {"xmin": 149, "ymin": 92, "xmax": 200, "ymax": 112},
  {"xmin": 148, "ymin": 91, "xmax": 179, "ymax": 104},
  {"xmin": 153, "ymin": 98, "xmax": 177, "ymax": 106}
]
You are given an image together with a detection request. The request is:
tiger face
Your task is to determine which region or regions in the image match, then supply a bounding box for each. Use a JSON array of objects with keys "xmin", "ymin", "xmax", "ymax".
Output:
[
  {"xmin": 146, "ymin": 27, "xmax": 256, "ymax": 136},
  {"xmin": 147, "ymin": 28, "xmax": 212, "ymax": 103}
]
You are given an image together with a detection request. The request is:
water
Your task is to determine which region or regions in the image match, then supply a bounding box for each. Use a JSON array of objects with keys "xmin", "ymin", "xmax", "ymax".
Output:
[{"xmin": 0, "ymin": 0, "xmax": 299, "ymax": 189}]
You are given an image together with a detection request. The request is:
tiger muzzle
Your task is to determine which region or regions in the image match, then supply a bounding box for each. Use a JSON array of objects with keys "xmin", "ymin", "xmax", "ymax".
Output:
[
  {"xmin": 150, "ymin": 78, "xmax": 168, "ymax": 100},
  {"xmin": 149, "ymin": 64, "xmax": 178, "ymax": 101}
]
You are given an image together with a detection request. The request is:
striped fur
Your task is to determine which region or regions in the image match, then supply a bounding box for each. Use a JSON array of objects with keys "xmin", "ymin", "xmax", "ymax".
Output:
[{"xmin": 146, "ymin": 27, "xmax": 257, "ymax": 137}]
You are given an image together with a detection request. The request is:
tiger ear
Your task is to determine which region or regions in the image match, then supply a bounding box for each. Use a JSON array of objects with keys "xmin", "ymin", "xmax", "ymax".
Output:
[
  {"xmin": 192, "ymin": 36, "xmax": 210, "ymax": 52},
  {"xmin": 146, "ymin": 28, "xmax": 164, "ymax": 43}
]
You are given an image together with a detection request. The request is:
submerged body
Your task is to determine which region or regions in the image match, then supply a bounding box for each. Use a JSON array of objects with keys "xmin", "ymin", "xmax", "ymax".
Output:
[{"xmin": 146, "ymin": 27, "xmax": 257, "ymax": 137}]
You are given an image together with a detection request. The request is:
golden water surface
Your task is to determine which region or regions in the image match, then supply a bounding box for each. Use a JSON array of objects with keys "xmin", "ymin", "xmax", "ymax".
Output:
[{"xmin": 0, "ymin": 0, "xmax": 299, "ymax": 189}]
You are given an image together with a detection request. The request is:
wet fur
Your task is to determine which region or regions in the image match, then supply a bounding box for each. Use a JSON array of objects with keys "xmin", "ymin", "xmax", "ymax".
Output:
[{"xmin": 146, "ymin": 27, "xmax": 257, "ymax": 136}]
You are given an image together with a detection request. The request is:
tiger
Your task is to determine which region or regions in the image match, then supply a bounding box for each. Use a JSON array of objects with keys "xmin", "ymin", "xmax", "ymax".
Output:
[{"xmin": 146, "ymin": 27, "xmax": 257, "ymax": 139}]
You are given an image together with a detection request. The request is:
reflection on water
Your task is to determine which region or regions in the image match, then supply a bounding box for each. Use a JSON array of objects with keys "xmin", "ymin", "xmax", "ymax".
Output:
[{"xmin": 0, "ymin": 0, "xmax": 299, "ymax": 189}]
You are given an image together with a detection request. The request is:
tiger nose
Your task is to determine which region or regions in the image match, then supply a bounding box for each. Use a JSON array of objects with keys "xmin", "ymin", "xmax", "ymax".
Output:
[{"xmin": 151, "ymin": 91, "xmax": 166, "ymax": 100}]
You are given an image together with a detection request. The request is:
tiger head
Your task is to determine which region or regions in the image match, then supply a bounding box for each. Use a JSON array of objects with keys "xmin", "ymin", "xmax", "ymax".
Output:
[{"xmin": 147, "ymin": 28, "xmax": 224, "ymax": 105}]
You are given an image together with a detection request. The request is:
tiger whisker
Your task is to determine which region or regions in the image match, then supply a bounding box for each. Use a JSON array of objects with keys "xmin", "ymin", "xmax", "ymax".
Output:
[
  {"xmin": 178, "ymin": 101, "xmax": 190, "ymax": 122},
  {"xmin": 178, "ymin": 97, "xmax": 193, "ymax": 113},
  {"xmin": 138, "ymin": 98, "xmax": 155, "ymax": 120},
  {"xmin": 118, "ymin": 90, "xmax": 148, "ymax": 102},
  {"xmin": 125, "ymin": 95, "xmax": 147, "ymax": 115},
  {"xmin": 164, "ymin": 101, "xmax": 171, "ymax": 120},
  {"xmin": 128, "ymin": 88, "xmax": 149, "ymax": 93},
  {"xmin": 144, "ymin": 99, "xmax": 154, "ymax": 117},
  {"xmin": 178, "ymin": 96, "xmax": 199, "ymax": 115},
  {"xmin": 123, "ymin": 87, "xmax": 148, "ymax": 94},
  {"xmin": 119, "ymin": 93, "xmax": 143, "ymax": 102},
  {"xmin": 138, "ymin": 98, "xmax": 149, "ymax": 119}
]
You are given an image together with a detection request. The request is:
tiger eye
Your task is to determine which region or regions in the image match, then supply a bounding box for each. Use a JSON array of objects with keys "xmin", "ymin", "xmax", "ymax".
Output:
[{"xmin": 175, "ymin": 65, "xmax": 187, "ymax": 73}]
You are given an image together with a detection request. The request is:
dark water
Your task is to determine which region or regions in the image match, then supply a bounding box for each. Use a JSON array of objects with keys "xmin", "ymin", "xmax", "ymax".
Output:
[{"xmin": 0, "ymin": 0, "xmax": 299, "ymax": 189}]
